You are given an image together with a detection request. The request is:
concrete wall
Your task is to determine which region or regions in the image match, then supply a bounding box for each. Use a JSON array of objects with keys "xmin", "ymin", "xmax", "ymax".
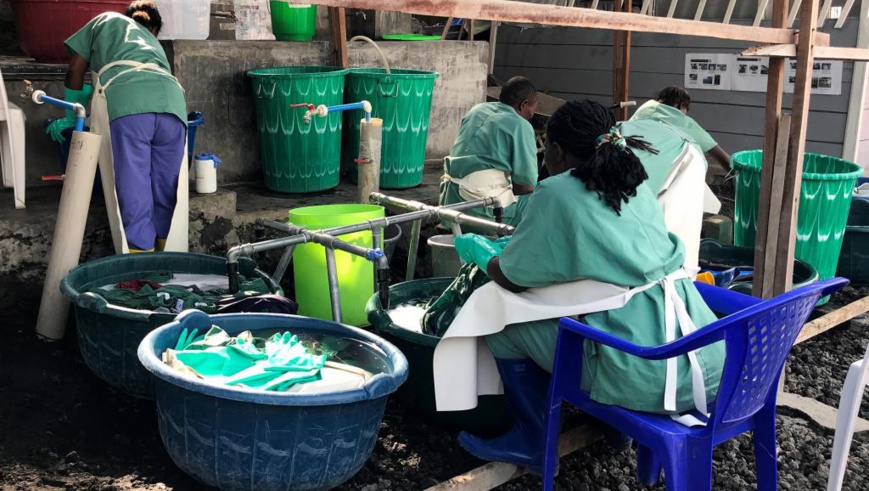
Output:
[
  {"xmin": 494, "ymin": 22, "xmax": 859, "ymax": 158},
  {"xmin": 173, "ymin": 40, "xmax": 487, "ymax": 184}
]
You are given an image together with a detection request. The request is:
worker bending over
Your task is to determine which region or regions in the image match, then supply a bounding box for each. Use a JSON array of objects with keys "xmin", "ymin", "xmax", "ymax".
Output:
[
  {"xmin": 48, "ymin": 1, "xmax": 188, "ymax": 254},
  {"xmin": 454, "ymin": 100, "xmax": 724, "ymax": 475},
  {"xmin": 631, "ymin": 86, "xmax": 731, "ymax": 174},
  {"xmin": 439, "ymin": 77, "xmax": 539, "ymax": 230}
]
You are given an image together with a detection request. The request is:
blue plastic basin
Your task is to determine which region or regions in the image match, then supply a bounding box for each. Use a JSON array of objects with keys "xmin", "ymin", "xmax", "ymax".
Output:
[
  {"xmin": 60, "ymin": 253, "xmax": 281, "ymax": 399},
  {"xmin": 137, "ymin": 310, "xmax": 408, "ymax": 491}
]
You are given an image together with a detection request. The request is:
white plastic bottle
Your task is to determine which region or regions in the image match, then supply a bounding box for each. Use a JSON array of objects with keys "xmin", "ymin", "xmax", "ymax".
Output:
[{"xmin": 194, "ymin": 153, "xmax": 221, "ymax": 194}]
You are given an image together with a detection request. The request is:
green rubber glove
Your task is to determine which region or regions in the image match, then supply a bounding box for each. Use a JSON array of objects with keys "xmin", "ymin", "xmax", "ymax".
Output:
[
  {"xmin": 174, "ymin": 347, "xmax": 230, "ymax": 377},
  {"xmin": 45, "ymin": 85, "xmax": 94, "ymax": 143},
  {"xmin": 454, "ymin": 234, "xmax": 507, "ymax": 271},
  {"xmin": 174, "ymin": 328, "xmax": 200, "ymax": 350},
  {"xmin": 264, "ymin": 332, "xmax": 327, "ymax": 372},
  {"xmin": 223, "ymin": 338, "xmax": 268, "ymax": 376}
]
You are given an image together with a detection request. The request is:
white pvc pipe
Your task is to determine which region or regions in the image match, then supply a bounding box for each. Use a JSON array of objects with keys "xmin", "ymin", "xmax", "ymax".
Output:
[{"xmin": 35, "ymin": 130, "xmax": 102, "ymax": 341}]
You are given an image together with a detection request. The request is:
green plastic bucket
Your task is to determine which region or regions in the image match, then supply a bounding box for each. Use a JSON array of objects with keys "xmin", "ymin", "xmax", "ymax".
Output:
[
  {"xmin": 342, "ymin": 68, "xmax": 440, "ymax": 189},
  {"xmin": 269, "ymin": 2, "xmax": 316, "ymax": 42},
  {"xmin": 289, "ymin": 204, "xmax": 385, "ymax": 326},
  {"xmin": 732, "ymin": 150, "xmax": 862, "ymax": 290},
  {"xmin": 365, "ymin": 278, "xmax": 511, "ymax": 436},
  {"xmin": 249, "ymin": 66, "xmax": 349, "ymax": 193}
]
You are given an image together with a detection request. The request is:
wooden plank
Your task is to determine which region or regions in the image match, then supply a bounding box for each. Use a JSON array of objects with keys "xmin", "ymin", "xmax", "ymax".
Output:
[
  {"xmin": 817, "ymin": 0, "xmax": 833, "ymax": 27},
  {"xmin": 442, "ymin": 17, "xmax": 454, "ymax": 39},
  {"xmin": 759, "ymin": 114, "xmax": 792, "ymax": 298},
  {"xmin": 777, "ymin": 392, "xmax": 869, "ymax": 433},
  {"xmin": 666, "ymin": 0, "xmax": 679, "ymax": 18},
  {"xmin": 753, "ymin": 0, "xmax": 789, "ymax": 300},
  {"xmin": 775, "ymin": 0, "xmax": 820, "ymax": 295},
  {"xmin": 724, "ymin": 0, "xmax": 738, "ymax": 24},
  {"xmin": 743, "ymin": 45, "xmax": 869, "ymax": 61},
  {"xmin": 329, "ymin": 7, "xmax": 348, "ymax": 68},
  {"xmin": 289, "ymin": 0, "xmax": 821, "ymax": 45},
  {"xmin": 488, "ymin": 21, "xmax": 499, "ymax": 75},
  {"xmin": 840, "ymin": 0, "xmax": 869, "ymax": 162},
  {"xmin": 591, "ymin": 0, "xmax": 600, "ymax": 11},
  {"xmin": 835, "ymin": 0, "xmax": 857, "ymax": 29},
  {"xmin": 789, "ymin": 0, "xmax": 802, "ymax": 28},
  {"xmin": 795, "ymin": 295, "xmax": 869, "ymax": 345},
  {"xmin": 694, "ymin": 0, "xmax": 707, "ymax": 20},
  {"xmin": 755, "ymin": 0, "xmax": 771, "ymax": 27},
  {"xmin": 425, "ymin": 425, "xmax": 602, "ymax": 491},
  {"xmin": 613, "ymin": 0, "xmax": 631, "ymax": 121},
  {"xmin": 640, "ymin": 0, "xmax": 653, "ymax": 16}
]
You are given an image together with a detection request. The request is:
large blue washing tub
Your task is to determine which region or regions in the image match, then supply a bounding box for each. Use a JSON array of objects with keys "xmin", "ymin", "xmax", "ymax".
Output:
[{"xmin": 138, "ymin": 310, "xmax": 408, "ymax": 491}]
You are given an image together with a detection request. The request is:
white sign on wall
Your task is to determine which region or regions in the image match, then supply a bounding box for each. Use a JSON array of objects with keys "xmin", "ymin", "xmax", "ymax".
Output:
[
  {"xmin": 684, "ymin": 53, "xmax": 843, "ymax": 96},
  {"xmin": 684, "ymin": 53, "xmax": 732, "ymax": 91}
]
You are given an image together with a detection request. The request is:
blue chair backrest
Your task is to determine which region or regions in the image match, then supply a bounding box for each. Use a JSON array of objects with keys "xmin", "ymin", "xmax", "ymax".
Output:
[{"xmin": 712, "ymin": 279, "xmax": 846, "ymax": 426}]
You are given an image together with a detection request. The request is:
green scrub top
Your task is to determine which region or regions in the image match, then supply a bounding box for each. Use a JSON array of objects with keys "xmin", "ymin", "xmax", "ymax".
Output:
[
  {"xmin": 497, "ymin": 172, "xmax": 724, "ymax": 413},
  {"xmin": 618, "ymin": 119, "xmax": 704, "ymax": 194},
  {"xmin": 65, "ymin": 12, "xmax": 187, "ymax": 124},
  {"xmin": 631, "ymin": 100, "xmax": 717, "ymax": 153},
  {"xmin": 439, "ymin": 102, "xmax": 538, "ymax": 222}
]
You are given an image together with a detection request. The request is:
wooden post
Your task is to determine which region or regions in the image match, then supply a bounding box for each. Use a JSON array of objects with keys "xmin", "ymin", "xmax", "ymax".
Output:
[
  {"xmin": 442, "ymin": 17, "xmax": 454, "ymax": 39},
  {"xmin": 776, "ymin": 0, "xmax": 820, "ymax": 294},
  {"xmin": 329, "ymin": 7, "xmax": 348, "ymax": 68},
  {"xmin": 613, "ymin": 0, "xmax": 631, "ymax": 120},
  {"xmin": 751, "ymin": 0, "xmax": 790, "ymax": 299},
  {"xmin": 488, "ymin": 21, "xmax": 500, "ymax": 74}
]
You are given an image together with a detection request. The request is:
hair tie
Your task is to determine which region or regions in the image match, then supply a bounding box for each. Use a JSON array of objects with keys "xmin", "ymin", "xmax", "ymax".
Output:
[{"xmin": 595, "ymin": 127, "xmax": 627, "ymax": 151}]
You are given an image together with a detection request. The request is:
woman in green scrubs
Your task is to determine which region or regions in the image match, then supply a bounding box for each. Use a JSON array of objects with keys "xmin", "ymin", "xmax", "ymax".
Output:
[{"xmin": 454, "ymin": 100, "xmax": 725, "ymax": 475}]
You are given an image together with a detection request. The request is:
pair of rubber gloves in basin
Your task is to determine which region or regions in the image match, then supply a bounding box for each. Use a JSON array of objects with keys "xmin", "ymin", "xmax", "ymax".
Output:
[
  {"xmin": 169, "ymin": 326, "xmax": 326, "ymax": 391},
  {"xmin": 454, "ymin": 234, "xmax": 512, "ymax": 272},
  {"xmin": 45, "ymin": 86, "xmax": 94, "ymax": 143}
]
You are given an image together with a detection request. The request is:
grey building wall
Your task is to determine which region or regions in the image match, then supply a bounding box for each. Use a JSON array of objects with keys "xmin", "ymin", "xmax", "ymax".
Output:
[
  {"xmin": 172, "ymin": 40, "xmax": 487, "ymax": 184},
  {"xmin": 494, "ymin": 21, "xmax": 859, "ymax": 158}
]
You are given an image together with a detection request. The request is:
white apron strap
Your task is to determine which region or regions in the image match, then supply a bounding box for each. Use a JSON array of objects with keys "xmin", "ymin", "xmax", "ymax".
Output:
[
  {"xmin": 659, "ymin": 272, "xmax": 710, "ymax": 427},
  {"xmin": 96, "ymin": 60, "xmax": 179, "ymax": 91}
]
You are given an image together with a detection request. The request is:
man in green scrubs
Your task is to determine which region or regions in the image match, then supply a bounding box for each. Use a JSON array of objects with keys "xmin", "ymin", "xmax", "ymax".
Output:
[
  {"xmin": 439, "ymin": 77, "xmax": 539, "ymax": 230},
  {"xmin": 631, "ymin": 86, "xmax": 731, "ymax": 174},
  {"xmin": 454, "ymin": 100, "xmax": 724, "ymax": 475}
]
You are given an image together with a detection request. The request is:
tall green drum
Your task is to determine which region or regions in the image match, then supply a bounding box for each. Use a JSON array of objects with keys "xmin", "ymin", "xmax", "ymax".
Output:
[
  {"xmin": 289, "ymin": 204, "xmax": 385, "ymax": 327},
  {"xmin": 732, "ymin": 150, "xmax": 862, "ymax": 293},
  {"xmin": 249, "ymin": 67, "xmax": 348, "ymax": 193},
  {"xmin": 342, "ymin": 68, "xmax": 439, "ymax": 189}
]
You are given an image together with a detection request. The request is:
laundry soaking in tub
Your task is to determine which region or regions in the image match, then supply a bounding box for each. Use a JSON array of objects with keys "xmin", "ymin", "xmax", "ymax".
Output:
[
  {"xmin": 163, "ymin": 325, "xmax": 373, "ymax": 393},
  {"xmin": 86, "ymin": 273, "xmax": 273, "ymax": 314}
]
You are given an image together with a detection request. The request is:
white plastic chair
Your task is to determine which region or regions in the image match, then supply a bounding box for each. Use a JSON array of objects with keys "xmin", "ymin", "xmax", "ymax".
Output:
[
  {"xmin": 827, "ymin": 342, "xmax": 869, "ymax": 491},
  {"xmin": 0, "ymin": 67, "xmax": 26, "ymax": 209}
]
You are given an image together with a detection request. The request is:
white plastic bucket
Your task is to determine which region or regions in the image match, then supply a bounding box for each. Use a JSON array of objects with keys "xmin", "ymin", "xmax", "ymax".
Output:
[
  {"xmin": 428, "ymin": 234, "xmax": 462, "ymax": 278},
  {"xmin": 194, "ymin": 153, "xmax": 221, "ymax": 194}
]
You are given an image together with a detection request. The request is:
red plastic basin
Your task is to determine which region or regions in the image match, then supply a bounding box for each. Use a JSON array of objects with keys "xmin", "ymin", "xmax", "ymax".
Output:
[{"xmin": 10, "ymin": 0, "xmax": 130, "ymax": 64}]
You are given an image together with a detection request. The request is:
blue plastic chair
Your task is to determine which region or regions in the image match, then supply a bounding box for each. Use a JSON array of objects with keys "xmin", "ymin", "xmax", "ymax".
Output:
[{"xmin": 542, "ymin": 278, "xmax": 849, "ymax": 491}]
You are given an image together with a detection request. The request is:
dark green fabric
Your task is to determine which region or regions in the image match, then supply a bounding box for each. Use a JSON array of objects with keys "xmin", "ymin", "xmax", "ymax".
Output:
[
  {"xmin": 422, "ymin": 263, "xmax": 491, "ymax": 337},
  {"xmin": 88, "ymin": 275, "xmax": 271, "ymax": 313}
]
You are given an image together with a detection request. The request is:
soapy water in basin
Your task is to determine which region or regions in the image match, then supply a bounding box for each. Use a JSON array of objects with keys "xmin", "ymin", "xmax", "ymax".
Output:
[
  {"xmin": 386, "ymin": 300, "xmax": 434, "ymax": 334},
  {"xmin": 101, "ymin": 273, "xmax": 232, "ymax": 292}
]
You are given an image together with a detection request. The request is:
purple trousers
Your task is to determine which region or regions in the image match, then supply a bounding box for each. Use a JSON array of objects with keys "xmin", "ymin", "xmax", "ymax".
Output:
[{"xmin": 110, "ymin": 113, "xmax": 186, "ymax": 251}]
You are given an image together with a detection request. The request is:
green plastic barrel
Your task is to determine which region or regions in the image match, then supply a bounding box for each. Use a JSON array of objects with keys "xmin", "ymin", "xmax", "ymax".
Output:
[
  {"xmin": 289, "ymin": 204, "xmax": 385, "ymax": 326},
  {"xmin": 342, "ymin": 68, "xmax": 439, "ymax": 189},
  {"xmin": 270, "ymin": 2, "xmax": 316, "ymax": 42},
  {"xmin": 249, "ymin": 66, "xmax": 348, "ymax": 193},
  {"xmin": 732, "ymin": 150, "xmax": 862, "ymax": 287}
]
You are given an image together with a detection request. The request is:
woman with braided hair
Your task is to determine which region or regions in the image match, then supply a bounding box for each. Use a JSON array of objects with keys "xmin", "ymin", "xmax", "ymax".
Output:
[
  {"xmin": 46, "ymin": 1, "xmax": 188, "ymax": 254},
  {"xmin": 452, "ymin": 100, "xmax": 724, "ymax": 475}
]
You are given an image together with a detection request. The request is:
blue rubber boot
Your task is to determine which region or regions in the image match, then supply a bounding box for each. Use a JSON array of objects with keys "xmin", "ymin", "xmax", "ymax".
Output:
[{"xmin": 457, "ymin": 358, "xmax": 550, "ymax": 476}]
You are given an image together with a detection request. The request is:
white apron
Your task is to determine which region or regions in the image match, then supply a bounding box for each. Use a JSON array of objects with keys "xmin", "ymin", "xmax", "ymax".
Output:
[
  {"xmin": 90, "ymin": 60, "xmax": 189, "ymax": 254},
  {"xmin": 657, "ymin": 143, "xmax": 721, "ymax": 276},
  {"xmin": 444, "ymin": 168, "xmax": 518, "ymax": 208},
  {"xmin": 433, "ymin": 270, "xmax": 710, "ymax": 426}
]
